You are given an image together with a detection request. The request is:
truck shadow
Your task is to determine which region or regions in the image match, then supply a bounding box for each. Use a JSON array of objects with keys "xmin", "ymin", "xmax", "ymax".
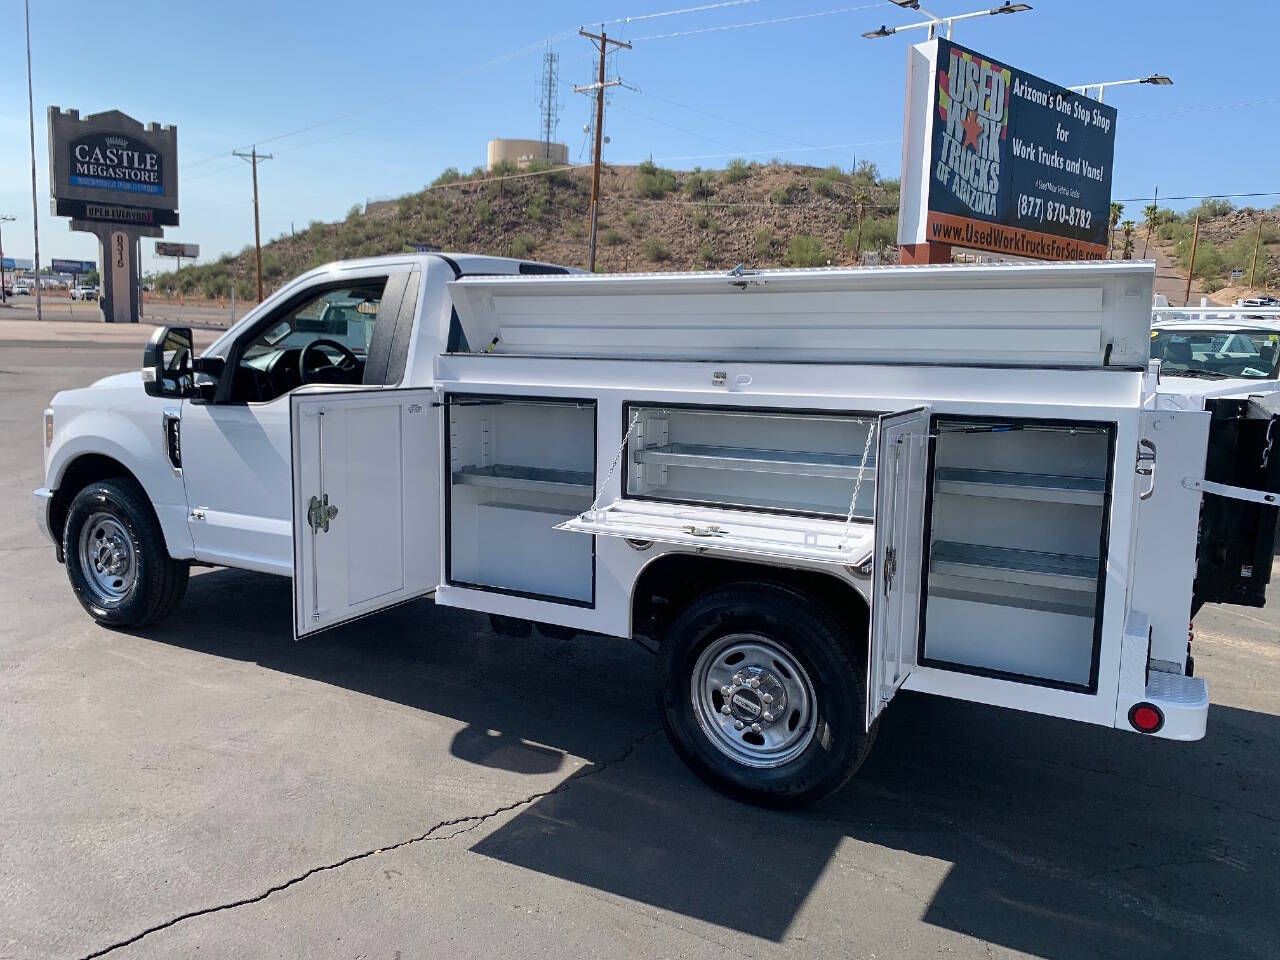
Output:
[{"xmin": 149, "ymin": 567, "xmax": 1279, "ymax": 960}]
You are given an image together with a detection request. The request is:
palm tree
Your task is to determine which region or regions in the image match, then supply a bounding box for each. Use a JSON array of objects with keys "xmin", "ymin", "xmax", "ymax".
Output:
[
  {"xmin": 1121, "ymin": 220, "xmax": 1136, "ymax": 260},
  {"xmin": 1107, "ymin": 202, "xmax": 1125, "ymax": 258},
  {"xmin": 1141, "ymin": 203, "xmax": 1159, "ymax": 258}
]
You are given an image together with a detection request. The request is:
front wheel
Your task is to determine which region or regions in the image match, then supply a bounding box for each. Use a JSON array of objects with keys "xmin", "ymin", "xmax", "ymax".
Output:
[
  {"xmin": 656, "ymin": 582, "xmax": 874, "ymax": 809},
  {"xmin": 62, "ymin": 478, "xmax": 188, "ymax": 628}
]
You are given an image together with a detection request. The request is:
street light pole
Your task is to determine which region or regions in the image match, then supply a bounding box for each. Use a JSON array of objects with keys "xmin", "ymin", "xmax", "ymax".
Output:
[
  {"xmin": 862, "ymin": 1, "xmax": 1032, "ymax": 40},
  {"xmin": 1068, "ymin": 75, "xmax": 1173, "ymax": 102},
  {"xmin": 24, "ymin": 0, "xmax": 42, "ymax": 322}
]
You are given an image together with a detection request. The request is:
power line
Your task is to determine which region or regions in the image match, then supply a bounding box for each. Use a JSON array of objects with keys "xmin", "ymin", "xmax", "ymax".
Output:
[
  {"xmin": 1115, "ymin": 191, "xmax": 1280, "ymax": 203},
  {"xmin": 623, "ymin": 83, "xmax": 853, "ymax": 163},
  {"xmin": 611, "ymin": 103, "xmax": 748, "ymax": 153},
  {"xmin": 632, "ymin": 2, "xmax": 881, "ymax": 40},
  {"xmin": 1125, "ymin": 96, "xmax": 1280, "ymax": 121},
  {"xmin": 604, "ymin": 0, "xmax": 762, "ymax": 25}
]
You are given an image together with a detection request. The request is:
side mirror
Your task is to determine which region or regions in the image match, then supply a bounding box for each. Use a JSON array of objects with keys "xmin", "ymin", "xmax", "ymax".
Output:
[{"xmin": 142, "ymin": 325, "xmax": 195, "ymax": 398}]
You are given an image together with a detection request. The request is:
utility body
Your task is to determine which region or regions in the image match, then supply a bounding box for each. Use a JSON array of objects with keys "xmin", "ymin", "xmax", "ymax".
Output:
[{"xmin": 34, "ymin": 254, "xmax": 1280, "ymax": 806}]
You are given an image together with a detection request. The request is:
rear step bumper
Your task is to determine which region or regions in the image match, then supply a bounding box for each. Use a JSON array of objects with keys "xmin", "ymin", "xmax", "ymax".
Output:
[{"xmin": 1118, "ymin": 611, "xmax": 1208, "ymax": 741}]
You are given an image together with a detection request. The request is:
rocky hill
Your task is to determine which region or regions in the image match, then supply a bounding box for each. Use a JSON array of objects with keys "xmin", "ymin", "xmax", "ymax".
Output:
[
  {"xmin": 155, "ymin": 160, "xmax": 902, "ymax": 300},
  {"xmin": 157, "ymin": 159, "xmax": 1278, "ymax": 305}
]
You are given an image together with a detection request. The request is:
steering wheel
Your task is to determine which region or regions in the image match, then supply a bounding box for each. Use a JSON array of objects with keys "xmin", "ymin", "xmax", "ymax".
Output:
[{"xmin": 299, "ymin": 338, "xmax": 360, "ymax": 385}]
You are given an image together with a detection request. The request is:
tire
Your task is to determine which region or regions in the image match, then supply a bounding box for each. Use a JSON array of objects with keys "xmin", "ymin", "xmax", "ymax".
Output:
[
  {"xmin": 62, "ymin": 478, "xmax": 189, "ymax": 629},
  {"xmin": 656, "ymin": 582, "xmax": 875, "ymax": 809}
]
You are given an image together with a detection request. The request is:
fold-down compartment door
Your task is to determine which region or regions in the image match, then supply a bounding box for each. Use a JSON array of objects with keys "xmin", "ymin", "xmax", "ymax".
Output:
[
  {"xmin": 868, "ymin": 407, "xmax": 931, "ymax": 726},
  {"xmin": 291, "ymin": 388, "xmax": 441, "ymax": 638},
  {"xmin": 556, "ymin": 500, "xmax": 875, "ymax": 567}
]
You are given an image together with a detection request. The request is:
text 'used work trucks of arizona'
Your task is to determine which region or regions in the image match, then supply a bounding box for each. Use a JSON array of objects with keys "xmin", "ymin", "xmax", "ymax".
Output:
[{"xmin": 34, "ymin": 255, "xmax": 1280, "ymax": 807}]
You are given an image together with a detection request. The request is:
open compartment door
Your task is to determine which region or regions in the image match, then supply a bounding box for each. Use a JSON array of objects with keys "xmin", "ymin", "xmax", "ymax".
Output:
[
  {"xmin": 291, "ymin": 388, "xmax": 441, "ymax": 638},
  {"xmin": 868, "ymin": 406, "xmax": 932, "ymax": 726}
]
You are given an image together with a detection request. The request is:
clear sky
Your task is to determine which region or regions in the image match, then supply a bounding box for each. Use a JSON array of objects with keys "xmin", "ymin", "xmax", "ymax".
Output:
[{"xmin": 2, "ymin": 0, "xmax": 1277, "ymax": 272}]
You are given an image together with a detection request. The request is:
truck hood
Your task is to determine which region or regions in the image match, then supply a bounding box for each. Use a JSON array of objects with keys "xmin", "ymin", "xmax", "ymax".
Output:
[
  {"xmin": 1158, "ymin": 375, "xmax": 1280, "ymax": 399},
  {"xmin": 91, "ymin": 369, "xmax": 144, "ymax": 390}
]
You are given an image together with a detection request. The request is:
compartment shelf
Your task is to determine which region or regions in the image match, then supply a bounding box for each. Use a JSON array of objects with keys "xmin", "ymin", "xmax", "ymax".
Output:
[
  {"xmin": 930, "ymin": 540, "xmax": 1099, "ymax": 593},
  {"xmin": 934, "ymin": 468, "xmax": 1104, "ymax": 506},
  {"xmin": 634, "ymin": 443, "xmax": 877, "ymax": 480},
  {"xmin": 452, "ymin": 464, "xmax": 594, "ymax": 499}
]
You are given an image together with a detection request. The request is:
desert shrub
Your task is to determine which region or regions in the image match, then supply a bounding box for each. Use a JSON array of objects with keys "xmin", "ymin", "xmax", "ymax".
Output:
[
  {"xmin": 785, "ymin": 235, "xmax": 828, "ymax": 267},
  {"xmin": 692, "ymin": 210, "xmax": 714, "ymax": 230},
  {"xmin": 852, "ymin": 160, "xmax": 879, "ymax": 184},
  {"xmin": 431, "ymin": 167, "xmax": 464, "ymax": 187},
  {"xmin": 643, "ymin": 237, "xmax": 671, "ymax": 262},
  {"xmin": 696, "ymin": 243, "xmax": 715, "ymax": 267},
  {"xmin": 473, "ymin": 199, "xmax": 491, "ymax": 223},
  {"xmin": 601, "ymin": 227, "xmax": 624, "ymax": 246},
  {"xmin": 635, "ymin": 159, "xmax": 678, "ymax": 199},
  {"xmin": 723, "ymin": 158, "xmax": 751, "ymax": 183},
  {"xmin": 752, "ymin": 227, "xmax": 776, "ymax": 258},
  {"xmin": 684, "ymin": 171, "xmax": 716, "ymax": 200},
  {"xmin": 844, "ymin": 217, "xmax": 897, "ymax": 252},
  {"xmin": 625, "ymin": 211, "xmax": 645, "ymax": 230},
  {"xmin": 1188, "ymin": 197, "xmax": 1234, "ymax": 220},
  {"xmin": 510, "ymin": 234, "xmax": 536, "ymax": 257},
  {"xmin": 770, "ymin": 181, "xmax": 801, "ymax": 205}
]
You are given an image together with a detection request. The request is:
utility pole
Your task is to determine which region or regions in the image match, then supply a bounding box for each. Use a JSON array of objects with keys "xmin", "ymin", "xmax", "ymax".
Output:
[
  {"xmin": 0, "ymin": 215, "xmax": 14, "ymax": 303},
  {"xmin": 574, "ymin": 27, "xmax": 630, "ymax": 272},
  {"xmin": 1141, "ymin": 185, "xmax": 1158, "ymax": 259},
  {"xmin": 1248, "ymin": 214, "xmax": 1264, "ymax": 290},
  {"xmin": 1184, "ymin": 215, "xmax": 1201, "ymax": 307},
  {"xmin": 233, "ymin": 147, "xmax": 273, "ymax": 301}
]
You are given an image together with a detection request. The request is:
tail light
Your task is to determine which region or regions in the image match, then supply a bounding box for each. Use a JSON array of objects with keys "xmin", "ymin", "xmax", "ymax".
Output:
[{"xmin": 1128, "ymin": 703, "xmax": 1165, "ymax": 734}]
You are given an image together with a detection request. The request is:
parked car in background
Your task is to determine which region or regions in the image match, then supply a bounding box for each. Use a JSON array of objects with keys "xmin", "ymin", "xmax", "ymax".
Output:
[{"xmin": 71, "ymin": 285, "xmax": 99, "ymax": 302}]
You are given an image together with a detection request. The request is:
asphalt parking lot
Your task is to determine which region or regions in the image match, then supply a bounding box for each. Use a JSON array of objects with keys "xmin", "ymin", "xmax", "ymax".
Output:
[{"xmin": 2, "ymin": 320, "xmax": 1278, "ymax": 959}]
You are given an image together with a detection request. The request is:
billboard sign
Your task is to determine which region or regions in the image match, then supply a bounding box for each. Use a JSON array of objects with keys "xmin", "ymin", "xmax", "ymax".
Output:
[
  {"xmin": 49, "ymin": 108, "xmax": 179, "ymax": 220},
  {"xmin": 51, "ymin": 258, "xmax": 96, "ymax": 275},
  {"xmin": 155, "ymin": 242, "xmax": 200, "ymax": 259},
  {"xmin": 899, "ymin": 39, "xmax": 1117, "ymax": 260}
]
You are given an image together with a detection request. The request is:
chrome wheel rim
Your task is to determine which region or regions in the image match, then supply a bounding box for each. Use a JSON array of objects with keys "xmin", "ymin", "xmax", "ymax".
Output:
[
  {"xmin": 690, "ymin": 633, "xmax": 817, "ymax": 768},
  {"xmin": 78, "ymin": 512, "xmax": 136, "ymax": 605}
]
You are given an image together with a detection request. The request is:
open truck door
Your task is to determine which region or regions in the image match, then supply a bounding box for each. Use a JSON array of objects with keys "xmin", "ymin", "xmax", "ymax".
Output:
[
  {"xmin": 291, "ymin": 388, "xmax": 442, "ymax": 638},
  {"xmin": 868, "ymin": 407, "xmax": 931, "ymax": 727}
]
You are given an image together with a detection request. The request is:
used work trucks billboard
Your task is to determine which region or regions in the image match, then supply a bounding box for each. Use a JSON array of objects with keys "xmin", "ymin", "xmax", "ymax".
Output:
[{"xmin": 898, "ymin": 37, "xmax": 1117, "ymax": 260}]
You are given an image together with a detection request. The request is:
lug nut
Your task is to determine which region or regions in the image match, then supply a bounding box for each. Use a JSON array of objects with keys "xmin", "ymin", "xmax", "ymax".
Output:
[
  {"xmin": 732, "ymin": 674, "xmax": 742, "ymax": 685},
  {"xmin": 734, "ymin": 721, "xmax": 745, "ymax": 730},
  {"xmin": 720, "ymin": 685, "xmax": 731, "ymax": 696},
  {"xmin": 749, "ymin": 678, "xmax": 761, "ymax": 689},
  {"xmin": 762, "ymin": 712, "xmax": 773, "ymax": 722},
  {"xmin": 720, "ymin": 705, "xmax": 731, "ymax": 715},
  {"xmin": 750, "ymin": 722, "xmax": 762, "ymax": 733},
  {"xmin": 762, "ymin": 693, "xmax": 773, "ymax": 704}
]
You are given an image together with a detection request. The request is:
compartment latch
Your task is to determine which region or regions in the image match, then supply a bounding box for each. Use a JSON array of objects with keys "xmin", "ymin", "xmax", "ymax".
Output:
[
  {"xmin": 307, "ymin": 494, "xmax": 339, "ymax": 534},
  {"xmin": 1136, "ymin": 438, "xmax": 1157, "ymax": 500}
]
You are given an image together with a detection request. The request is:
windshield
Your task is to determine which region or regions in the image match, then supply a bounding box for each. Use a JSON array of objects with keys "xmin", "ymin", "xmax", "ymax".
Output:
[{"xmin": 1150, "ymin": 328, "xmax": 1280, "ymax": 380}]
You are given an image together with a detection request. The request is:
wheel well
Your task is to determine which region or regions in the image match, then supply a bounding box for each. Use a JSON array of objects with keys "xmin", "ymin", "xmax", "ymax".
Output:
[
  {"xmin": 49, "ymin": 454, "xmax": 144, "ymax": 553},
  {"xmin": 631, "ymin": 553, "xmax": 869, "ymax": 653}
]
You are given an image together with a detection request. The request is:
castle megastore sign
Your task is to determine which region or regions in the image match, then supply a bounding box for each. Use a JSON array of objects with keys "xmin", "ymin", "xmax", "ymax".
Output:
[{"xmin": 69, "ymin": 133, "xmax": 164, "ymax": 196}]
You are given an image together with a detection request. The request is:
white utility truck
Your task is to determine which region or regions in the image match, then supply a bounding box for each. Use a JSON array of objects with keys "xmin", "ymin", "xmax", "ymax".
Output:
[{"xmin": 34, "ymin": 254, "xmax": 1280, "ymax": 807}]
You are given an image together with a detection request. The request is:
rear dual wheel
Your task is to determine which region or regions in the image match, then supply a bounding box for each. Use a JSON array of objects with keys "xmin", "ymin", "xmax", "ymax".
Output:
[{"xmin": 656, "ymin": 582, "xmax": 875, "ymax": 809}]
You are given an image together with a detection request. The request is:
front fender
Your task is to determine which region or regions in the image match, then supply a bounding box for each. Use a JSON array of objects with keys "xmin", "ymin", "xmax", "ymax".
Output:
[{"xmin": 47, "ymin": 397, "xmax": 193, "ymax": 560}]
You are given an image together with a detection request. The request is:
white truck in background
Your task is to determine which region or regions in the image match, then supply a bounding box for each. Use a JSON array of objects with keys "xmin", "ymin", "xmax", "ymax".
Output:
[{"xmin": 33, "ymin": 254, "xmax": 1280, "ymax": 807}]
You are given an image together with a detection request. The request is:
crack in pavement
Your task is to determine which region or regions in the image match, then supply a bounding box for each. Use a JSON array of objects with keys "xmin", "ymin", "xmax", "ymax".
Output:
[{"xmin": 74, "ymin": 727, "xmax": 663, "ymax": 960}]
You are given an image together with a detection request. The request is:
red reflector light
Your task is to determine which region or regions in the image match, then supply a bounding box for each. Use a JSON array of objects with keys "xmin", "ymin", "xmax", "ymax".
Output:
[{"xmin": 1129, "ymin": 703, "xmax": 1164, "ymax": 734}]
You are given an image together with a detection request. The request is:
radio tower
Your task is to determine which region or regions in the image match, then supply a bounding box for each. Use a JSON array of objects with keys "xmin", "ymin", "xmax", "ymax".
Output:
[{"xmin": 537, "ymin": 44, "xmax": 562, "ymax": 160}]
